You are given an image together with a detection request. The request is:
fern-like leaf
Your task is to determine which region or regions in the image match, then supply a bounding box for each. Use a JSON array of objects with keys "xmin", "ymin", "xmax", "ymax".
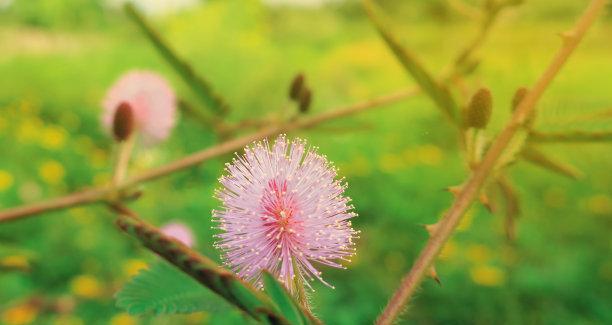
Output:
[{"xmin": 116, "ymin": 261, "xmax": 225, "ymax": 315}]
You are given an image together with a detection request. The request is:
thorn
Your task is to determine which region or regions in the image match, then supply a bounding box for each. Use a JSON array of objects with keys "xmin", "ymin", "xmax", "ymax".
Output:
[
  {"xmin": 479, "ymin": 192, "xmax": 492, "ymax": 212},
  {"xmin": 424, "ymin": 222, "xmax": 440, "ymax": 237},
  {"xmin": 445, "ymin": 185, "xmax": 462, "ymax": 198},
  {"xmin": 558, "ymin": 30, "xmax": 576, "ymax": 43},
  {"xmin": 429, "ymin": 266, "xmax": 441, "ymax": 286}
]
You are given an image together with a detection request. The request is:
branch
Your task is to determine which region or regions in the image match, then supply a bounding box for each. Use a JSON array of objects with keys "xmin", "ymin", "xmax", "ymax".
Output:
[
  {"xmin": 124, "ymin": 3, "xmax": 230, "ymax": 116},
  {"xmin": 0, "ymin": 87, "xmax": 418, "ymax": 223},
  {"xmin": 376, "ymin": 1, "xmax": 606, "ymax": 324},
  {"xmin": 363, "ymin": 0, "xmax": 459, "ymax": 123},
  {"xmin": 530, "ymin": 130, "xmax": 612, "ymax": 143}
]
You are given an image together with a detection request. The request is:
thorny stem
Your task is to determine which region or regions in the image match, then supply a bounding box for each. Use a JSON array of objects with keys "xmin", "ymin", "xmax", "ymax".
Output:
[
  {"xmin": 0, "ymin": 87, "xmax": 418, "ymax": 223},
  {"xmin": 376, "ymin": 1, "xmax": 606, "ymax": 324},
  {"xmin": 113, "ymin": 206, "xmax": 320, "ymax": 323}
]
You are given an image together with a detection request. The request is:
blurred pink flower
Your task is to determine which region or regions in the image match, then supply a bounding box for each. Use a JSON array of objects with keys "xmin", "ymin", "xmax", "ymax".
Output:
[
  {"xmin": 102, "ymin": 70, "xmax": 176, "ymax": 146},
  {"xmin": 161, "ymin": 221, "xmax": 195, "ymax": 248},
  {"xmin": 213, "ymin": 135, "xmax": 359, "ymax": 293}
]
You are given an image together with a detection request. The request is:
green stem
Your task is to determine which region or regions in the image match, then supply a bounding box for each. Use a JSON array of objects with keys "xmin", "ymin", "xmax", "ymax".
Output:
[
  {"xmin": 530, "ymin": 130, "xmax": 612, "ymax": 143},
  {"xmin": 124, "ymin": 3, "xmax": 230, "ymax": 116},
  {"xmin": 112, "ymin": 135, "xmax": 135, "ymax": 189}
]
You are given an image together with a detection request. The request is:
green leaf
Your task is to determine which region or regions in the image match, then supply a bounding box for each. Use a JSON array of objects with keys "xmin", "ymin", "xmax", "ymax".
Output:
[
  {"xmin": 363, "ymin": 0, "xmax": 458, "ymax": 123},
  {"xmin": 116, "ymin": 261, "xmax": 226, "ymax": 315},
  {"xmin": 520, "ymin": 146, "xmax": 582, "ymax": 179},
  {"xmin": 262, "ymin": 272, "xmax": 305, "ymax": 325}
]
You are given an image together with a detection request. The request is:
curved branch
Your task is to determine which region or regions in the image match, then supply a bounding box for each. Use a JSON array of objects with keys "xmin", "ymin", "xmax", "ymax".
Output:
[{"xmin": 0, "ymin": 87, "xmax": 418, "ymax": 223}]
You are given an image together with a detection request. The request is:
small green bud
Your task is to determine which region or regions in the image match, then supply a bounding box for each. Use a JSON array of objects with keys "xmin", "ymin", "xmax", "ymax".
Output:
[
  {"xmin": 113, "ymin": 102, "xmax": 134, "ymax": 142},
  {"xmin": 463, "ymin": 88, "xmax": 492, "ymax": 129}
]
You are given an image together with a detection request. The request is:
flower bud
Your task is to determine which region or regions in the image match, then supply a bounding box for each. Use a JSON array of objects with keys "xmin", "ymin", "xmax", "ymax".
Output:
[
  {"xmin": 113, "ymin": 102, "xmax": 134, "ymax": 142},
  {"xmin": 298, "ymin": 88, "xmax": 312, "ymax": 113},
  {"xmin": 288, "ymin": 73, "xmax": 305, "ymax": 101},
  {"xmin": 463, "ymin": 88, "xmax": 492, "ymax": 129}
]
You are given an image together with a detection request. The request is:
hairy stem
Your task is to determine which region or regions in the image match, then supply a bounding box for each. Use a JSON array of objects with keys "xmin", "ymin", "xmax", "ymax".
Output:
[
  {"xmin": 376, "ymin": 1, "xmax": 606, "ymax": 324},
  {"xmin": 0, "ymin": 87, "xmax": 418, "ymax": 223}
]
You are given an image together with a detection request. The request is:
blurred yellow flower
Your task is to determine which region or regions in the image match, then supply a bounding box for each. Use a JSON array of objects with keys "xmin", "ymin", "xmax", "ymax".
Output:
[
  {"xmin": 122, "ymin": 259, "xmax": 148, "ymax": 277},
  {"xmin": 416, "ymin": 144, "xmax": 443, "ymax": 166},
  {"xmin": 0, "ymin": 255, "xmax": 30, "ymax": 270},
  {"xmin": 470, "ymin": 265, "xmax": 506, "ymax": 287},
  {"xmin": 0, "ymin": 170, "xmax": 14, "ymax": 192},
  {"xmin": 17, "ymin": 118, "xmax": 44, "ymax": 143},
  {"xmin": 466, "ymin": 245, "xmax": 492, "ymax": 264},
  {"xmin": 586, "ymin": 194, "xmax": 611, "ymax": 215},
  {"xmin": 70, "ymin": 275, "xmax": 103, "ymax": 299},
  {"xmin": 19, "ymin": 100, "xmax": 38, "ymax": 115},
  {"xmin": 1, "ymin": 303, "xmax": 39, "ymax": 325},
  {"xmin": 40, "ymin": 126, "xmax": 67, "ymax": 150},
  {"xmin": 185, "ymin": 312, "xmax": 209, "ymax": 324},
  {"xmin": 110, "ymin": 313, "xmax": 138, "ymax": 325},
  {"xmin": 52, "ymin": 315, "xmax": 83, "ymax": 325},
  {"xmin": 38, "ymin": 160, "xmax": 65, "ymax": 185}
]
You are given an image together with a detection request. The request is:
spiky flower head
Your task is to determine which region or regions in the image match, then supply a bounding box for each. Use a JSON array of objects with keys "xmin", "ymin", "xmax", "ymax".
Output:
[
  {"xmin": 102, "ymin": 70, "xmax": 177, "ymax": 146},
  {"xmin": 213, "ymin": 135, "xmax": 358, "ymax": 293}
]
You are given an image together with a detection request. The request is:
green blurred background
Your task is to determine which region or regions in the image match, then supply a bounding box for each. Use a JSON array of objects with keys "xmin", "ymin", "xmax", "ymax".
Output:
[{"xmin": 0, "ymin": 0, "xmax": 611, "ymax": 324}]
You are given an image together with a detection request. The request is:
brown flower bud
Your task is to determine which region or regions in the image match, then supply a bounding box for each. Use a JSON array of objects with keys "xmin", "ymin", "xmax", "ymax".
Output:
[
  {"xmin": 113, "ymin": 102, "xmax": 134, "ymax": 142},
  {"xmin": 298, "ymin": 88, "xmax": 312, "ymax": 113},
  {"xmin": 288, "ymin": 73, "xmax": 305, "ymax": 101},
  {"xmin": 463, "ymin": 88, "xmax": 492, "ymax": 129}
]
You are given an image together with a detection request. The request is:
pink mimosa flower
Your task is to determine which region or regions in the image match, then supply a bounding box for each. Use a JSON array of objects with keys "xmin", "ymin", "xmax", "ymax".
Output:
[
  {"xmin": 102, "ymin": 70, "xmax": 176, "ymax": 146},
  {"xmin": 213, "ymin": 135, "xmax": 359, "ymax": 292},
  {"xmin": 161, "ymin": 221, "xmax": 195, "ymax": 248}
]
